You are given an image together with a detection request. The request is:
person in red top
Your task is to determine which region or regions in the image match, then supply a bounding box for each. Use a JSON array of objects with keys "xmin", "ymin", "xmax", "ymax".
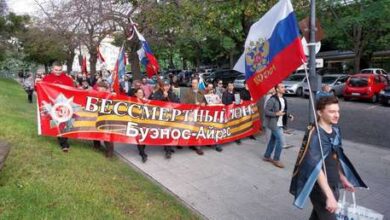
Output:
[{"xmin": 42, "ymin": 62, "xmax": 75, "ymax": 152}]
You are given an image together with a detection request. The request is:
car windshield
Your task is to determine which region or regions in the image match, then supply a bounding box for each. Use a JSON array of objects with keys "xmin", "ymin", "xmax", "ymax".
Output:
[
  {"xmin": 322, "ymin": 76, "xmax": 338, "ymax": 84},
  {"xmin": 235, "ymin": 75, "xmax": 245, "ymax": 80},
  {"xmin": 286, "ymin": 75, "xmax": 305, "ymax": 81},
  {"xmin": 361, "ymin": 69, "xmax": 373, "ymax": 74},
  {"xmin": 349, "ymin": 77, "xmax": 368, "ymax": 87}
]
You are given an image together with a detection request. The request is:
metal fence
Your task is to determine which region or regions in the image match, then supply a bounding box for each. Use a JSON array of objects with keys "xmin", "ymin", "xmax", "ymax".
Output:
[{"xmin": 0, "ymin": 70, "xmax": 16, "ymax": 79}]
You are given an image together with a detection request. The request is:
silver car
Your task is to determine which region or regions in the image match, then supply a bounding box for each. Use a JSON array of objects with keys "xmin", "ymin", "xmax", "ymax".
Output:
[
  {"xmin": 282, "ymin": 74, "xmax": 306, "ymax": 97},
  {"xmin": 303, "ymin": 74, "xmax": 348, "ymax": 97},
  {"xmin": 233, "ymin": 75, "xmax": 246, "ymax": 90}
]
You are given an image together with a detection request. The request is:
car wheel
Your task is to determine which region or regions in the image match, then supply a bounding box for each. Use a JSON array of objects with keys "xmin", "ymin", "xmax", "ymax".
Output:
[
  {"xmin": 344, "ymin": 97, "xmax": 350, "ymax": 101},
  {"xmin": 371, "ymin": 94, "xmax": 378, "ymax": 103},
  {"xmin": 296, "ymin": 87, "xmax": 303, "ymax": 97}
]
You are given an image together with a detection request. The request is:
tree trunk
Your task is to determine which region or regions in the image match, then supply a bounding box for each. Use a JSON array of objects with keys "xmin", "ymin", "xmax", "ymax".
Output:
[
  {"xmin": 169, "ymin": 53, "xmax": 175, "ymax": 69},
  {"xmin": 44, "ymin": 64, "xmax": 49, "ymax": 73},
  {"xmin": 66, "ymin": 50, "xmax": 75, "ymax": 73},
  {"xmin": 129, "ymin": 51, "xmax": 141, "ymax": 80},
  {"xmin": 353, "ymin": 54, "xmax": 361, "ymax": 73},
  {"xmin": 229, "ymin": 51, "xmax": 235, "ymax": 69},
  {"xmin": 89, "ymin": 52, "xmax": 98, "ymax": 75},
  {"xmin": 352, "ymin": 23, "xmax": 363, "ymax": 73},
  {"xmin": 182, "ymin": 57, "xmax": 187, "ymax": 70}
]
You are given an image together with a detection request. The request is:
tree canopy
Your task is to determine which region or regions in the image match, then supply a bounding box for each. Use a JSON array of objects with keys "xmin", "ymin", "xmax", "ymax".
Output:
[{"xmin": 2, "ymin": 0, "xmax": 389, "ymax": 74}]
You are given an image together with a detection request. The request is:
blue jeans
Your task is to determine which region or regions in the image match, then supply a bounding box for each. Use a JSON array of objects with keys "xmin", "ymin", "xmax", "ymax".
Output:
[{"xmin": 264, "ymin": 127, "xmax": 284, "ymax": 161}]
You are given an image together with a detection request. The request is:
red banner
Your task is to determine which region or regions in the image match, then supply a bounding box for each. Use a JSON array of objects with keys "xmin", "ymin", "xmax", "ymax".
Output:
[{"xmin": 36, "ymin": 82, "xmax": 261, "ymax": 146}]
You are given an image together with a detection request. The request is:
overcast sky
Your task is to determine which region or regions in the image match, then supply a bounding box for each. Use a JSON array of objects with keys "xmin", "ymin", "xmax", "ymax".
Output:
[{"xmin": 7, "ymin": 0, "xmax": 38, "ymax": 15}]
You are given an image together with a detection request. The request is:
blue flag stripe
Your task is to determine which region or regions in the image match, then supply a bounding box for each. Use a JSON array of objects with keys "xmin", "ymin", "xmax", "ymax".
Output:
[{"xmin": 245, "ymin": 12, "xmax": 300, "ymax": 79}]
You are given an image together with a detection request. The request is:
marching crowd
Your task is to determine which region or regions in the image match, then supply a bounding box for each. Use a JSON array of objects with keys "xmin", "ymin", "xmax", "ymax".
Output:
[
  {"xmin": 23, "ymin": 62, "xmax": 260, "ymax": 162},
  {"xmin": 21, "ymin": 62, "xmax": 369, "ymax": 219},
  {"xmin": 21, "ymin": 62, "xmax": 337, "ymax": 170}
]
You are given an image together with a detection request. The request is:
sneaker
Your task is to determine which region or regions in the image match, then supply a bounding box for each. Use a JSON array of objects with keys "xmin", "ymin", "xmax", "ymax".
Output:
[
  {"xmin": 215, "ymin": 146, "xmax": 223, "ymax": 152},
  {"xmin": 262, "ymin": 157, "xmax": 272, "ymax": 162},
  {"xmin": 141, "ymin": 154, "xmax": 148, "ymax": 163},
  {"xmin": 195, "ymin": 148, "xmax": 204, "ymax": 155},
  {"xmin": 272, "ymin": 160, "xmax": 285, "ymax": 168},
  {"xmin": 62, "ymin": 147, "xmax": 69, "ymax": 153},
  {"xmin": 283, "ymin": 144, "xmax": 295, "ymax": 149},
  {"xmin": 165, "ymin": 152, "xmax": 172, "ymax": 159}
]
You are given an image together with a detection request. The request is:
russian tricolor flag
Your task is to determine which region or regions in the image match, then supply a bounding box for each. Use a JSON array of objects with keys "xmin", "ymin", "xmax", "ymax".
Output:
[
  {"xmin": 234, "ymin": 0, "xmax": 306, "ymax": 101},
  {"xmin": 132, "ymin": 22, "xmax": 159, "ymax": 78},
  {"xmin": 112, "ymin": 46, "xmax": 126, "ymax": 94}
]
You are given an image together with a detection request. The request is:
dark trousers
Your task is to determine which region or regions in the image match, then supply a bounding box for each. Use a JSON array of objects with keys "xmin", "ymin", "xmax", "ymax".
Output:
[
  {"xmin": 137, "ymin": 145, "xmax": 146, "ymax": 156},
  {"xmin": 27, "ymin": 89, "xmax": 33, "ymax": 103},
  {"xmin": 57, "ymin": 137, "xmax": 69, "ymax": 149},
  {"xmin": 94, "ymin": 140, "xmax": 114, "ymax": 157},
  {"xmin": 309, "ymin": 185, "xmax": 340, "ymax": 220},
  {"xmin": 104, "ymin": 141, "xmax": 114, "ymax": 157},
  {"xmin": 164, "ymin": 146, "xmax": 173, "ymax": 153}
]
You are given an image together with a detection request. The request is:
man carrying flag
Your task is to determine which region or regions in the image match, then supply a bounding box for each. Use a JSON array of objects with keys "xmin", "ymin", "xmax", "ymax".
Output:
[
  {"xmin": 97, "ymin": 46, "xmax": 106, "ymax": 70},
  {"xmin": 198, "ymin": 74, "xmax": 206, "ymax": 91},
  {"xmin": 81, "ymin": 56, "xmax": 88, "ymax": 74},
  {"xmin": 112, "ymin": 46, "xmax": 126, "ymax": 94},
  {"xmin": 130, "ymin": 19, "xmax": 159, "ymax": 78},
  {"xmin": 233, "ymin": 0, "xmax": 306, "ymax": 102}
]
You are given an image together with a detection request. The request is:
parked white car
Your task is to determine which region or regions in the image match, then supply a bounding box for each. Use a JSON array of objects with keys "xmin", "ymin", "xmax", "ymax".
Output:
[
  {"xmin": 360, "ymin": 68, "xmax": 388, "ymax": 76},
  {"xmin": 233, "ymin": 75, "xmax": 245, "ymax": 90},
  {"xmin": 303, "ymin": 74, "xmax": 348, "ymax": 97},
  {"xmin": 282, "ymin": 74, "xmax": 306, "ymax": 97}
]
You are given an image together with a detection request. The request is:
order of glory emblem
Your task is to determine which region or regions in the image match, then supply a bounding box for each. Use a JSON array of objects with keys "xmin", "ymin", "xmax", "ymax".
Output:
[{"xmin": 42, "ymin": 94, "xmax": 80, "ymax": 126}]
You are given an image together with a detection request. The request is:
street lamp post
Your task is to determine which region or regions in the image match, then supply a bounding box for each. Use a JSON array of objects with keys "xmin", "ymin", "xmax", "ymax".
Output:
[{"xmin": 308, "ymin": 0, "xmax": 321, "ymax": 123}]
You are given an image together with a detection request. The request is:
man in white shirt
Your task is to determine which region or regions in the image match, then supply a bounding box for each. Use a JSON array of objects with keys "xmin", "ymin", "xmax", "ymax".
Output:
[{"xmin": 263, "ymin": 83, "xmax": 289, "ymax": 168}]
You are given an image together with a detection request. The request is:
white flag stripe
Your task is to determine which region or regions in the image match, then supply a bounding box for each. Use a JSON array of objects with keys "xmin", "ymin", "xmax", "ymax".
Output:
[
  {"xmin": 130, "ymin": 18, "xmax": 146, "ymax": 42},
  {"xmin": 244, "ymin": 0, "xmax": 293, "ymax": 45},
  {"xmin": 234, "ymin": 0, "xmax": 293, "ymax": 74},
  {"xmin": 137, "ymin": 48, "xmax": 145, "ymax": 61}
]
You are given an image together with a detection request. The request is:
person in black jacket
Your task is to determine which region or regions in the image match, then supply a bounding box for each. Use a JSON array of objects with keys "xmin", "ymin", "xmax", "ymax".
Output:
[
  {"xmin": 222, "ymin": 82, "xmax": 242, "ymax": 145},
  {"xmin": 240, "ymin": 81, "xmax": 256, "ymax": 140},
  {"xmin": 222, "ymin": 82, "xmax": 236, "ymax": 105},
  {"xmin": 133, "ymin": 87, "xmax": 149, "ymax": 163},
  {"xmin": 239, "ymin": 81, "xmax": 251, "ymax": 101},
  {"xmin": 149, "ymin": 79, "xmax": 180, "ymax": 159}
]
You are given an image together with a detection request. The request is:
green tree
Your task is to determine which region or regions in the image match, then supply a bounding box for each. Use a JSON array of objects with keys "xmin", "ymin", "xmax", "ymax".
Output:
[
  {"xmin": 20, "ymin": 27, "xmax": 68, "ymax": 72},
  {"xmin": 319, "ymin": 0, "xmax": 390, "ymax": 72}
]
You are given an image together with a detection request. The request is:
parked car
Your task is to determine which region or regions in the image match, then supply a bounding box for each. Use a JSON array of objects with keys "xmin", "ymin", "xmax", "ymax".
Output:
[
  {"xmin": 283, "ymin": 74, "xmax": 306, "ymax": 96},
  {"xmin": 343, "ymin": 74, "xmax": 388, "ymax": 103},
  {"xmin": 201, "ymin": 72, "xmax": 216, "ymax": 84},
  {"xmin": 303, "ymin": 74, "xmax": 348, "ymax": 97},
  {"xmin": 325, "ymin": 74, "xmax": 349, "ymax": 97},
  {"xmin": 178, "ymin": 70, "xmax": 193, "ymax": 86},
  {"xmin": 360, "ymin": 68, "xmax": 388, "ymax": 76},
  {"xmin": 212, "ymin": 69, "xmax": 243, "ymax": 87},
  {"xmin": 233, "ymin": 74, "xmax": 246, "ymax": 90},
  {"xmin": 379, "ymin": 86, "xmax": 390, "ymax": 106}
]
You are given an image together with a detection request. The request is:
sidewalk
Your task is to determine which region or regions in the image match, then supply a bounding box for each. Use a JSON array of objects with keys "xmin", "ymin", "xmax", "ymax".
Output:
[{"xmin": 115, "ymin": 130, "xmax": 390, "ymax": 220}]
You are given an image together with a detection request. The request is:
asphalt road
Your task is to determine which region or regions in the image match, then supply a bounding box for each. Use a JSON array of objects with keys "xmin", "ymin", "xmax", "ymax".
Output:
[{"xmin": 286, "ymin": 96, "xmax": 390, "ymax": 149}]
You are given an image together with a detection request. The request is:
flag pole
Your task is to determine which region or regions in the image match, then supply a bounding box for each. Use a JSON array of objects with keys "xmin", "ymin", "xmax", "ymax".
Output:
[{"xmin": 302, "ymin": 59, "xmax": 327, "ymax": 178}]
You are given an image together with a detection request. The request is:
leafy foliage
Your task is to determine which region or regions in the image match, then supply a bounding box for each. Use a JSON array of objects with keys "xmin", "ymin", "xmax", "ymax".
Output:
[
  {"xmin": 20, "ymin": 27, "xmax": 68, "ymax": 66},
  {"xmin": 318, "ymin": 0, "xmax": 390, "ymax": 71}
]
